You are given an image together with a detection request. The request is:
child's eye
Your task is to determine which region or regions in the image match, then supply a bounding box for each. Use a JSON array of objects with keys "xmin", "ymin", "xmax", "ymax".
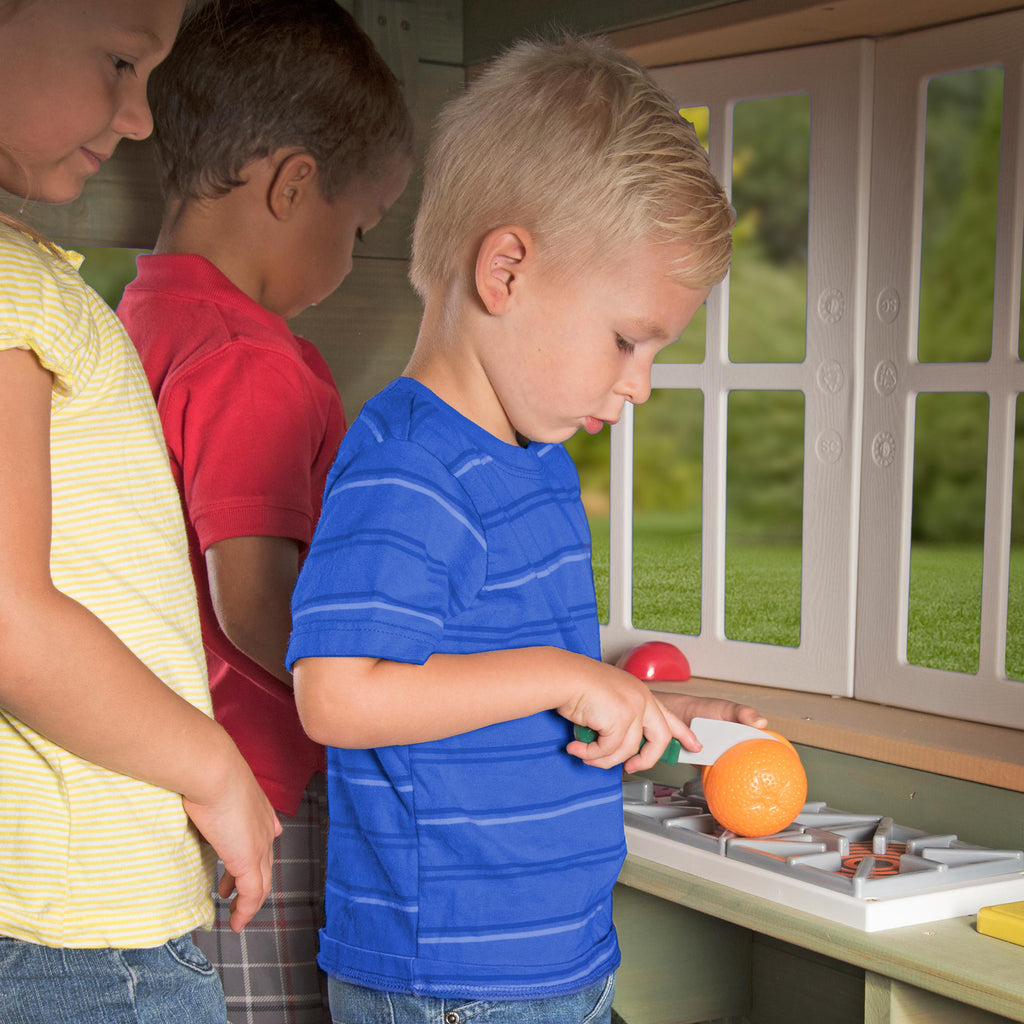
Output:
[
  {"xmin": 616, "ymin": 334, "xmax": 635, "ymax": 354},
  {"xmin": 110, "ymin": 55, "xmax": 137, "ymax": 76}
]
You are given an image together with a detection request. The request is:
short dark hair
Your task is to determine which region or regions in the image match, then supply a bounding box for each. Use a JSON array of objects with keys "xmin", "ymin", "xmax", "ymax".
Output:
[{"xmin": 150, "ymin": 0, "xmax": 413, "ymax": 201}]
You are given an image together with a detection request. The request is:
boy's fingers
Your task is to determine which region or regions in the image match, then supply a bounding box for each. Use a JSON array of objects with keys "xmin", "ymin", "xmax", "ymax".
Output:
[
  {"xmin": 736, "ymin": 703, "xmax": 768, "ymax": 728},
  {"xmin": 623, "ymin": 741, "xmax": 661, "ymax": 773},
  {"xmin": 628, "ymin": 721, "xmax": 678, "ymax": 771},
  {"xmin": 677, "ymin": 695, "xmax": 767, "ymax": 730},
  {"xmin": 659, "ymin": 705, "xmax": 701, "ymax": 752},
  {"xmin": 571, "ymin": 717, "xmax": 652, "ymax": 769}
]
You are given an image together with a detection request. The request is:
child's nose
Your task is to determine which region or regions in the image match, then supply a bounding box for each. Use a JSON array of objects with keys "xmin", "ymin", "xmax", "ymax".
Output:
[
  {"xmin": 112, "ymin": 85, "xmax": 154, "ymax": 142},
  {"xmin": 620, "ymin": 368, "xmax": 653, "ymax": 407},
  {"xmin": 631, "ymin": 380, "xmax": 652, "ymax": 406}
]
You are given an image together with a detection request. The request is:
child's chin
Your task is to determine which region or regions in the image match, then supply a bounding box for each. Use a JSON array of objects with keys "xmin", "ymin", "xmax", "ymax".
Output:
[
  {"xmin": 556, "ymin": 427, "xmax": 586, "ymax": 444},
  {"xmin": 37, "ymin": 179, "xmax": 87, "ymax": 206},
  {"xmin": 519, "ymin": 423, "xmax": 583, "ymax": 445}
]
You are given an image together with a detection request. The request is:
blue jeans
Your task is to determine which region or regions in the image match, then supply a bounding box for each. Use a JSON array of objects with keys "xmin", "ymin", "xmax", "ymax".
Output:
[
  {"xmin": 0, "ymin": 934, "xmax": 227, "ymax": 1024},
  {"xmin": 328, "ymin": 973, "xmax": 615, "ymax": 1024}
]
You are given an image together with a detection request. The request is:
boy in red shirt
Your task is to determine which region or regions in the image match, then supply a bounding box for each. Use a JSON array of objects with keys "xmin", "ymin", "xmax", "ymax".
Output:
[{"xmin": 118, "ymin": 2, "xmax": 411, "ymax": 1020}]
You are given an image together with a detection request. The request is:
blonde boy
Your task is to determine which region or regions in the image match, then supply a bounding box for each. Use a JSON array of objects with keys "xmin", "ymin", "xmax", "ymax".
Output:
[{"xmin": 287, "ymin": 35, "xmax": 747, "ymax": 1023}]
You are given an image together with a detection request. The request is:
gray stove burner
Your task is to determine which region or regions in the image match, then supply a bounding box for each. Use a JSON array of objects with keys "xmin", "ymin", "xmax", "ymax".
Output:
[{"xmin": 624, "ymin": 778, "xmax": 1024, "ymax": 901}]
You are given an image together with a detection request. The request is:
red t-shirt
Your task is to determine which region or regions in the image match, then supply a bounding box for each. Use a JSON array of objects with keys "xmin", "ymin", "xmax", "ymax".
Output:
[{"xmin": 119, "ymin": 254, "xmax": 345, "ymax": 814}]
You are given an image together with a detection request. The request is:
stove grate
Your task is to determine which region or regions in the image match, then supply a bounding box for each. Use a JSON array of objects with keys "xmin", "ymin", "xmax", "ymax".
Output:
[{"xmin": 622, "ymin": 778, "xmax": 1024, "ymax": 929}]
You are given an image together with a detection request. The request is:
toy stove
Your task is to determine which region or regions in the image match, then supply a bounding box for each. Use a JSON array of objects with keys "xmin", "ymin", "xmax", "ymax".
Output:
[{"xmin": 623, "ymin": 778, "xmax": 1024, "ymax": 932}]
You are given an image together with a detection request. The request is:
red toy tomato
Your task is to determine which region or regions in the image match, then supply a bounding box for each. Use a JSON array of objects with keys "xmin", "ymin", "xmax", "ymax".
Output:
[{"xmin": 615, "ymin": 641, "xmax": 691, "ymax": 681}]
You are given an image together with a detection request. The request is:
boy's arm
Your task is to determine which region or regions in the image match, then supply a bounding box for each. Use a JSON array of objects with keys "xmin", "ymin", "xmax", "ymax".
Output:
[
  {"xmin": 206, "ymin": 534, "xmax": 299, "ymax": 685},
  {"xmin": 294, "ymin": 646, "xmax": 692, "ymax": 773},
  {"xmin": 168, "ymin": 342, "xmax": 331, "ymax": 692},
  {"xmin": 0, "ymin": 349, "xmax": 280, "ymax": 930}
]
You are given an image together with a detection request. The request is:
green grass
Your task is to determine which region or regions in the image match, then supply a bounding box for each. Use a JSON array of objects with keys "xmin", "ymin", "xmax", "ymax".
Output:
[
  {"xmin": 908, "ymin": 545, "xmax": 982, "ymax": 673},
  {"xmin": 724, "ymin": 542, "xmax": 802, "ymax": 647},
  {"xmin": 908, "ymin": 544, "xmax": 1024, "ymax": 678},
  {"xmin": 590, "ymin": 515, "xmax": 1024, "ymax": 678}
]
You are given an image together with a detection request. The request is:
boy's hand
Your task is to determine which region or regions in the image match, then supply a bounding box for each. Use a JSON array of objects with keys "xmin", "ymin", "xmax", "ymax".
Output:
[
  {"xmin": 561, "ymin": 662, "xmax": 691, "ymax": 772},
  {"xmin": 654, "ymin": 691, "xmax": 767, "ymax": 732},
  {"xmin": 182, "ymin": 753, "xmax": 282, "ymax": 932}
]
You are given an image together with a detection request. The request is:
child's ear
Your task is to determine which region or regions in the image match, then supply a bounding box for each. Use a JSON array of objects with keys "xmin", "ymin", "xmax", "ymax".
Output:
[
  {"xmin": 474, "ymin": 226, "xmax": 532, "ymax": 315},
  {"xmin": 267, "ymin": 151, "xmax": 318, "ymax": 221}
]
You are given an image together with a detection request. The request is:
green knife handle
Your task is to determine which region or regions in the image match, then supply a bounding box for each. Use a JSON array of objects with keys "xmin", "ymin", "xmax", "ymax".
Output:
[{"xmin": 573, "ymin": 725, "xmax": 682, "ymax": 764}]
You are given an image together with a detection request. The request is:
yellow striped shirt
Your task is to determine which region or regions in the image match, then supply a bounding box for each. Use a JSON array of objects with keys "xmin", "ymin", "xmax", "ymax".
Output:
[{"xmin": 0, "ymin": 223, "xmax": 215, "ymax": 947}]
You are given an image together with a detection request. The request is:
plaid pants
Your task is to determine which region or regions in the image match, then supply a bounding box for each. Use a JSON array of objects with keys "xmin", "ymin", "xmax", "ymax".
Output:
[{"xmin": 194, "ymin": 774, "xmax": 330, "ymax": 1024}]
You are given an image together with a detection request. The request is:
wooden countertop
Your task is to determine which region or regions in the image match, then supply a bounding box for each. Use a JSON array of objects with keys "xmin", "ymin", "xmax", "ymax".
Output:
[{"xmin": 620, "ymin": 853, "xmax": 1024, "ymax": 1022}]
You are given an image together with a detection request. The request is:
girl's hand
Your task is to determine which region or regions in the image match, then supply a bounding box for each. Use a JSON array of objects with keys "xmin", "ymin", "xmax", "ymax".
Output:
[{"xmin": 182, "ymin": 748, "xmax": 282, "ymax": 932}]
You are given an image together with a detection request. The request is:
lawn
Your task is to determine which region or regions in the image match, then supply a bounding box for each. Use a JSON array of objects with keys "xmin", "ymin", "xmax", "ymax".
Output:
[
  {"xmin": 589, "ymin": 515, "xmax": 1024, "ymax": 679},
  {"xmin": 907, "ymin": 544, "xmax": 1024, "ymax": 678}
]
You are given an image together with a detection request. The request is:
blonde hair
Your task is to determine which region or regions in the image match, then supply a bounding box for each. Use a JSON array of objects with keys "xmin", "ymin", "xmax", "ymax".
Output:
[
  {"xmin": 0, "ymin": 190, "xmax": 60, "ymax": 256},
  {"xmin": 410, "ymin": 35, "xmax": 734, "ymax": 298},
  {"xmin": 0, "ymin": 209, "xmax": 48, "ymax": 245}
]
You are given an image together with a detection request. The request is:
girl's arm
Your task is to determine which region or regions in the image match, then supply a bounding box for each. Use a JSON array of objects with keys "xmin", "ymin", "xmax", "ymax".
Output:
[
  {"xmin": 0, "ymin": 348, "xmax": 279, "ymax": 930},
  {"xmin": 294, "ymin": 645, "xmax": 692, "ymax": 773}
]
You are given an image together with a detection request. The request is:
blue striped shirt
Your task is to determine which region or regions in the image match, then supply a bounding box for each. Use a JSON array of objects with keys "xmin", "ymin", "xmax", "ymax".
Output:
[{"xmin": 287, "ymin": 378, "xmax": 624, "ymax": 998}]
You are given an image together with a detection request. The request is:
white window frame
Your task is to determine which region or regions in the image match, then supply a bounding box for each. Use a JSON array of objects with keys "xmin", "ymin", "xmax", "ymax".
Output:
[
  {"xmin": 856, "ymin": 12, "xmax": 1024, "ymax": 728},
  {"xmin": 603, "ymin": 39, "xmax": 872, "ymax": 698},
  {"xmin": 601, "ymin": 9, "xmax": 1024, "ymax": 730}
]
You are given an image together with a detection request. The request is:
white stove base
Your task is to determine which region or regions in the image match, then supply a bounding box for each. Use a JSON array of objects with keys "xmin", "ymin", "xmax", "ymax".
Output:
[{"xmin": 625, "ymin": 824, "xmax": 1024, "ymax": 932}]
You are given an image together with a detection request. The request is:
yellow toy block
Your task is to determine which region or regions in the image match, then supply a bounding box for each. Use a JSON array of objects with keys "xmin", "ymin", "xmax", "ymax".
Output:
[{"xmin": 977, "ymin": 901, "xmax": 1024, "ymax": 947}]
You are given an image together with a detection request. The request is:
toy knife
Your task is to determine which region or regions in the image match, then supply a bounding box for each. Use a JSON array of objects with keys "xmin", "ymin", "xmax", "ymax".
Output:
[{"xmin": 573, "ymin": 717, "xmax": 780, "ymax": 766}]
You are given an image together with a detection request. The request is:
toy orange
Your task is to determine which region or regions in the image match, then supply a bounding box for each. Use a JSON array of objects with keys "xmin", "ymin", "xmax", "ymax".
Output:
[
  {"xmin": 702, "ymin": 736, "xmax": 807, "ymax": 837},
  {"xmin": 761, "ymin": 728, "xmax": 798, "ymax": 755},
  {"xmin": 699, "ymin": 728, "xmax": 796, "ymax": 783},
  {"xmin": 700, "ymin": 724, "xmax": 794, "ymax": 778}
]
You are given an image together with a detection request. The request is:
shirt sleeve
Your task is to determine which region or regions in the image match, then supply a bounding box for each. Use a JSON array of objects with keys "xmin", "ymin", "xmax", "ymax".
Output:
[
  {"xmin": 168, "ymin": 341, "xmax": 327, "ymax": 552},
  {"xmin": 0, "ymin": 236, "xmax": 97, "ymax": 404},
  {"xmin": 286, "ymin": 436, "xmax": 488, "ymax": 668}
]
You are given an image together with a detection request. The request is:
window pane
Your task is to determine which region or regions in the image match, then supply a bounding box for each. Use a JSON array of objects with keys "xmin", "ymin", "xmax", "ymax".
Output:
[
  {"xmin": 658, "ymin": 107, "xmax": 711, "ymax": 365},
  {"xmin": 907, "ymin": 393, "xmax": 988, "ymax": 672},
  {"xmin": 724, "ymin": 390, "xmax": 803, "ymax": 646},
  {"xmin": 564, "ymin": 429, "xmax": 609, "ymax": 624},
  {"xmin": 680, "ymin": 105, "xmax": 710, "ymax": 151},
  {"xmin": 632, "ymin": 391, "xmax": 703, "ymax": 634},
  {"xmin": 918, "ymin": 68, "xmax": 1002, "ymax": 363},
  {"xmin": 729, "ymin": 94, "xmax": 809, "ymax": 364},
  {"xmin": 1008, "ymin": 395, "xmax": 1024, "ymax": 681}
]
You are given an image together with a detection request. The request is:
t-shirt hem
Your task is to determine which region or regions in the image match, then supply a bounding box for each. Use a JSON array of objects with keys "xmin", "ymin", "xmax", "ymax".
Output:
[
  {"xmin": 286, "ymin": 625, "xmax": 433, "ymax": 671},
  {"xmin": 0, "ymin": 330, "xmax": 74, "ymax": 397},
  {"xmin": 193, "ymin": 504, "xmax": 312, "ymax": 552},
  {"xmin": 0, "ymin": 902, "xmax": 214, "ymax": 949},
  {"xmin": 257, "ymin": 770, "xmax": 316, "ymax": 817},
  {"xmin": 318, "ymin": 936, "xmax": 621, "ymax": 1000}
]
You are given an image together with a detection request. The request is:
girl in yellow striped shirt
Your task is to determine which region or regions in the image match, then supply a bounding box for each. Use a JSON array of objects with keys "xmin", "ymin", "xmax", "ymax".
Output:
[{"xmin": 0, "ymin": 3, "xmax": 280, "ymax": 1021}]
